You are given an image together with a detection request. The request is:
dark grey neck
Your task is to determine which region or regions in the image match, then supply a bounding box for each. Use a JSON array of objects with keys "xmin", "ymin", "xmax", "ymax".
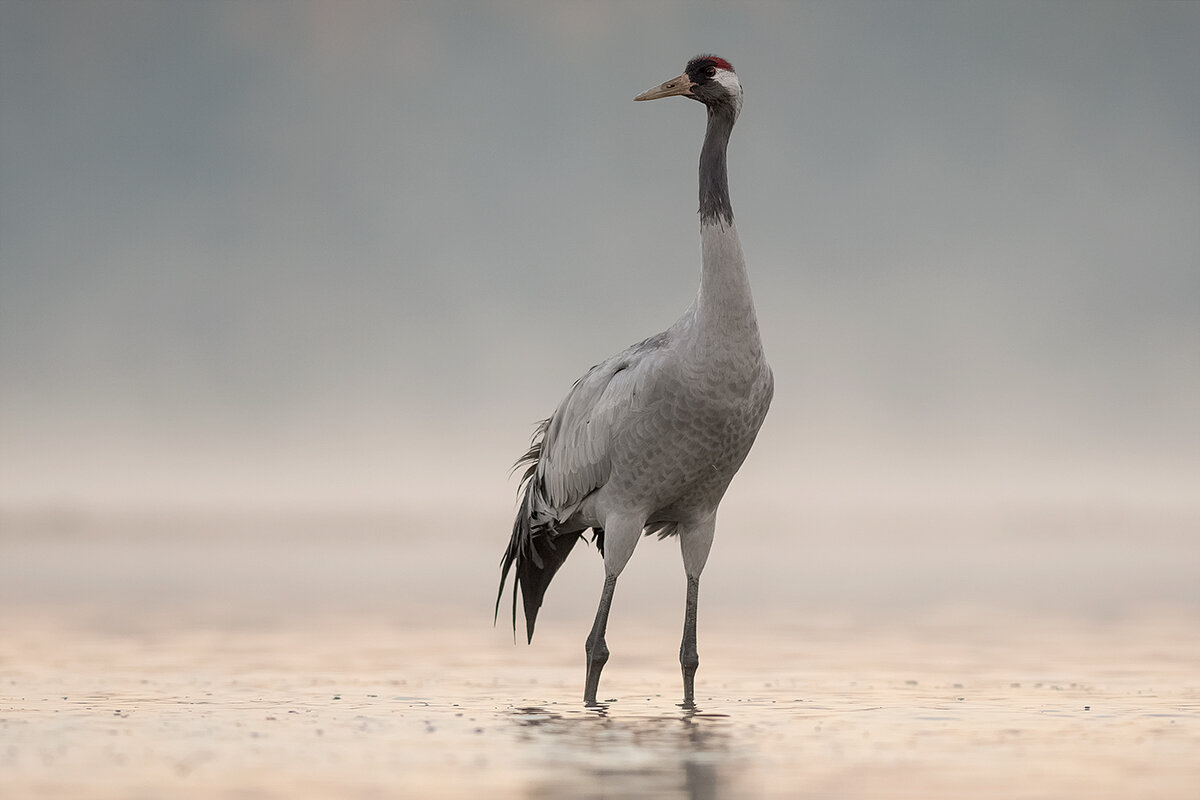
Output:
[{"xmin": 698, "ymin": 104, "xmax": 736, "ymax": 226}]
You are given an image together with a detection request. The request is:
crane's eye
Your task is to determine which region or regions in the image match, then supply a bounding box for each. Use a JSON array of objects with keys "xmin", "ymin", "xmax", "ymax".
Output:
[{"xmin": 704, "ymin": 66, "xmax": 717, "ymax": 78}]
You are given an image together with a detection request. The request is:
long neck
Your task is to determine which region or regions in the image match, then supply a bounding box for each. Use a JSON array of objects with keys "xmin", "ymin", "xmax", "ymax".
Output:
[
  {"xmin": 698, "ymin": 105, "xmax": 736, "ymax": 226},
  {"xmin": 693, "ymin": 105, "xmax": 760, "ymax": 347}
]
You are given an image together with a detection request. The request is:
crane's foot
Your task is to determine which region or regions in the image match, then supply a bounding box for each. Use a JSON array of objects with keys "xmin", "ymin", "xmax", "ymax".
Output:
[{"xmin": 583, "ymin": 633, "xmax": 609, "ymax": 705}]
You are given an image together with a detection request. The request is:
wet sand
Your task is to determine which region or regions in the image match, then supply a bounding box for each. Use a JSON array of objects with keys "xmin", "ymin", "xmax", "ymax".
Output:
[
  {"xmin": 2, "ymin": 512, "xmax": 1198, "ymax": 797},
  {"xmin": 3, "ymin": 612, "xmax": 1198, "ymax": 798}
]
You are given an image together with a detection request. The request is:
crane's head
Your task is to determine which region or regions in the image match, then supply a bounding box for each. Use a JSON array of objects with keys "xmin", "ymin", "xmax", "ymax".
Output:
[{"xmin": 634, "ymin": 55, "xmax": 742, "ymax": 118}]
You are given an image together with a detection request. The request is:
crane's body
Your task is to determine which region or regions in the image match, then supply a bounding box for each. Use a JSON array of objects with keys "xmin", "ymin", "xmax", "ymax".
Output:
[{"xmin": 496, "ymin": 56, "xmax": 772, "ymax": 706}]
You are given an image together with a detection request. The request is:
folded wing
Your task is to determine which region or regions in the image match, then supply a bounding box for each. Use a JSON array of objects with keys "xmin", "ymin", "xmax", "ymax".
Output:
[{"xmin": 536, "ymin": 332, "xmax": 670, "ymax": 520}]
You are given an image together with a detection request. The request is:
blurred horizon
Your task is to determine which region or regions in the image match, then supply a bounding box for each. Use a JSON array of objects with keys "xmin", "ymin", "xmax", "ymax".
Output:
[{"xmin": 2, "ymin": 1, "xmax": 1198, "ymax": 518}]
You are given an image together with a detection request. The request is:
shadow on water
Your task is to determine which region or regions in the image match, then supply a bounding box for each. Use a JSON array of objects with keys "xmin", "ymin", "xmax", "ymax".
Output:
[{"xmin": 507, "ymin": 703, "xmax": 741, "ymax": 800}]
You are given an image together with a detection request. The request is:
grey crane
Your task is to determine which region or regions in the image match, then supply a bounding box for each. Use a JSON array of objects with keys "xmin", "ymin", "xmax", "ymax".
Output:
[{"xmin": 496, "ymin": 55, "xmax": 773, "ymax": 707}]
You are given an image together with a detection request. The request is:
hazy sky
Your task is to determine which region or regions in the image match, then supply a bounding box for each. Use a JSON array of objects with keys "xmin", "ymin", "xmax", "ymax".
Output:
[{"xmin": 1, "ymin": 1, "xmax": 1197, "ymax": 513}]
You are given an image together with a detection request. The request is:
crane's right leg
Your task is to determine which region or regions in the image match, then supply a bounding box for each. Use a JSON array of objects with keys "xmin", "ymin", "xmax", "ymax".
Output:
[
  {"xmin": 583, "ymin": 515, "xmax": 642, "ymax": 705},
  {"xmin": 678, "ymin": 514, "xmax": 716, "ymax": 708}
]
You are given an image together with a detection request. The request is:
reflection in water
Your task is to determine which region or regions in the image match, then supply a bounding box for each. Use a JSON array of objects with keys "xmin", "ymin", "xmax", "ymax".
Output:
[{"xmin": 508, "ymin": 704, "xmax": 740, "ymax": 800}]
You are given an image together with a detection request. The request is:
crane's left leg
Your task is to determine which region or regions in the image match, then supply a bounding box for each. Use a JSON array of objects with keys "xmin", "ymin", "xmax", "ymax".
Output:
[
  {"xmin": 583, "ymin": 515, "xmax": 644, "ymax": 705},
  {"xmin": 678, "ymin": 515, "xmax": 716, "ymax": 707}
]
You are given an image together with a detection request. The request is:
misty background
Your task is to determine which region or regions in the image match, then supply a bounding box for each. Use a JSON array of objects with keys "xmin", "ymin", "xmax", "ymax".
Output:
[{"xmin": 1, "ymin": 2, "xmax": 1198, "ymax": 622}]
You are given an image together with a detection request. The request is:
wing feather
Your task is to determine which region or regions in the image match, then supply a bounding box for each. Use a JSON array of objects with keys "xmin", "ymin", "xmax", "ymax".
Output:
[{"xmin": 537, "ymin": 333, "xmax": 670, "ymax": 515}]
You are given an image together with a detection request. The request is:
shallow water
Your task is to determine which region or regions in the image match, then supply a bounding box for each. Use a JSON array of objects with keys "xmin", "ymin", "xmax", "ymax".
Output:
[
  {"xmin": 3, "ymin": 613, "xmax": 1198, "ymax": 798},
  {"xmin": 1, "ymin": 512, "xmax": 1198, "ymax": 797}
]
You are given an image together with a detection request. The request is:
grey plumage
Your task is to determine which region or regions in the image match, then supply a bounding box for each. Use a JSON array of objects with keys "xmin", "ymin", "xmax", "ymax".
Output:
[
  {"xmin": 496, "ymin": 55, "xmax": 772, "ymax": 706},
  {"xmin": 699, "ymin": 105, "xmax": 736, "ymax": 225}
]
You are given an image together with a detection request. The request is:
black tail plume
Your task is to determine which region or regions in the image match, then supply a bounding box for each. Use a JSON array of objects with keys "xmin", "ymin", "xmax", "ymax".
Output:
[
  {"xmin": 495, "ymin": 479, "xmax": 580, "ymax": 643},
  {"xmin": 495, "ymin": 419, "xmax": 581, "ymax": 643}
]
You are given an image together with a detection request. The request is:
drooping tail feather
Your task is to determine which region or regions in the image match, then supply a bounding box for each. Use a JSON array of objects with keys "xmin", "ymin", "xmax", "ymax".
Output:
[
  {"xmin": 495, "ymin": 484, "xmax": 580, "ymax": 643},
  {"xmin": 495, "ymin": 420, "xmax": 580, "ymax": 643}
]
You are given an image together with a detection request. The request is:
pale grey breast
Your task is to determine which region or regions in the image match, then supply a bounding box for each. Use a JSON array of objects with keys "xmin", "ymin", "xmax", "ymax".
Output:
[{"xmin": 605, "ymin": 339, "xmax": 774, "ymax": 526}]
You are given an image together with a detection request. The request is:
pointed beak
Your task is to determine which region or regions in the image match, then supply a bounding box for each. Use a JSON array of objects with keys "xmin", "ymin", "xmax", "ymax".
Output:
[{"xmin": 634, "ymin": 73, "xmax": 693, "ymax": 102}]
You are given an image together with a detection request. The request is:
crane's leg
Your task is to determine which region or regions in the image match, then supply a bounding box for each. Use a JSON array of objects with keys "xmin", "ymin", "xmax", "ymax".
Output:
[
  {"xmin": 678, "ymin": 515, "xmax": 716, "ymax": 707},
  {"xmin": 584, "ymin": 515, "xmax": 642, "ymax": 705},
  {"xmin": 583, "ymin": 574, "xmax": 616, "ymax": 705}
]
